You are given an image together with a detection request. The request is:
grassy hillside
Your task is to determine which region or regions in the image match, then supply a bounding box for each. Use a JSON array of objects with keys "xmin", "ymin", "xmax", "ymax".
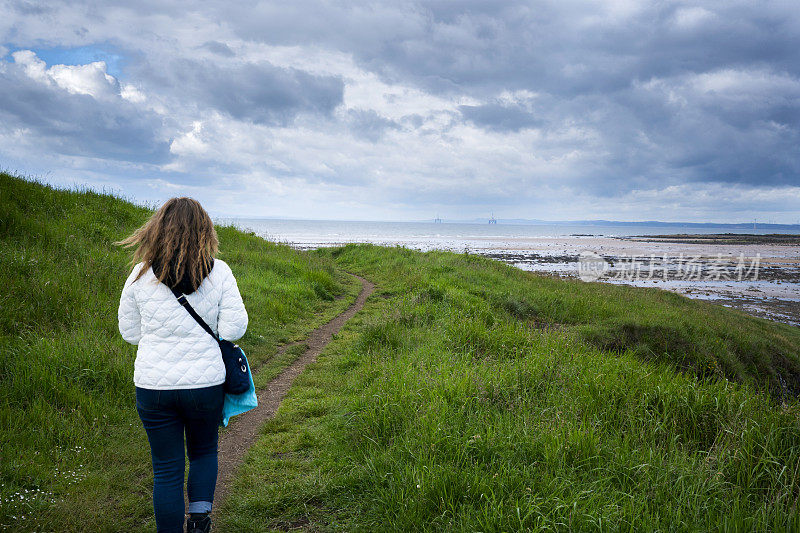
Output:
[
  {"xmin": 0, "ymin": 172, "xmax": 359, "ymax": 531},
  {"xmin": 4, "ymin": 171, "xmax": 800, "ymax": 531},
  {"xmin": 220, "ymin": 244, "xmax": 800, "ymax": 531},
  {"xmin": 335, "ymin": 245, "xmax": 800, "ymax": 398}
]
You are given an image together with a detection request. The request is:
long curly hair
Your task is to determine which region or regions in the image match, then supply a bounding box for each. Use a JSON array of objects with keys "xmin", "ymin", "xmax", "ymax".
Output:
[{"xmin": 117, "ymin": 197, "xmax": 219, "ymax": 290}]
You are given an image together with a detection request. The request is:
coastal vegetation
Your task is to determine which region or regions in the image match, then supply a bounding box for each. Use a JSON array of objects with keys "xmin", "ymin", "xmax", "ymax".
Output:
[
  {"xmin": 0, "ymin": 172, "xmax": 357, "ymax": 530},
  {"xmin": 626, "ymin": 233, "xmax": 800, "ymax": 245},
  {"xmin": 2, "ymin": 172, "xmax": 800, "ymax": 531},
  {"xmin": 220, "ymin": 245, "xmax": 800, "ymax": 531}
]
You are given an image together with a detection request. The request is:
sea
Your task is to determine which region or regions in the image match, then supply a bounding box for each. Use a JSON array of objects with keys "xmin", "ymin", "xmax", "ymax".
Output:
[
  {"xmin": 216, "ymin": 219, "xmax": 797, "ymax": 252},
  {"xmin": 216, "ymin": 218, "xmax": 800, "ymax": 326}
]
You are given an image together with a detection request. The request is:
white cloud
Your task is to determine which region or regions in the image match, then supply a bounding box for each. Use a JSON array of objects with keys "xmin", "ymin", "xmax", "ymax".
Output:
[
  {"xmin": 120, "ymin": 83, "xmax": 147, "ymax": 103},
  {"xmin": 168, "ymin": 121, "xmax": 208, "ymax": 159},
  {"xmin": 11, "ymin": 50, "xmax": 48, "ymax": 82},
  {"xmin": 47, "ymin": 61, "xmax": 118, "ymax": 98},
  {"xmin": 672, "ymin": 7, "xmax": 715, "ymax": 29},
  {"xmin": 13, "ymin": 50, "xmax": 119, "ymax": 99},
  {"xmin": 1, "ymin": 1, "xmax": 799, "ymax": 222},
  {"xmin": 689, "ymin": 68, "xmax": 800, "ymax": 98}
]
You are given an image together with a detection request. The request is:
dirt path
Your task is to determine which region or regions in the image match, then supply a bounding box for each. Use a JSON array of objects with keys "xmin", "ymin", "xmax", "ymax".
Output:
[{"xmin": 213, "ymin": 274, "xmax": 374, "ymax": 506}]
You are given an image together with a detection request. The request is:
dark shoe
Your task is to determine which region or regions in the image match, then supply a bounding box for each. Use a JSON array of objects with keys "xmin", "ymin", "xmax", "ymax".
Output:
[{"xmin": 186, "ymin": 513, "xmax": 211, "ymax": 533}]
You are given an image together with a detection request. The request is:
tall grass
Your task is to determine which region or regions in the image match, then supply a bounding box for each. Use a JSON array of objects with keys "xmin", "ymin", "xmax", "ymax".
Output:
[
  {"xmin": 332, "ymin": 244, "xmax": 800, "ymax": 398},
  {"xmin": 0, "ymin": 172, "xmax": 355, "ymax": 531},
  {"xmin": 220, "ymin": 244, "xmax": 800, "ymax": 531},
  {"xmin": 5, "ymin": 173, "xmax": 799, "ymax": 531}
]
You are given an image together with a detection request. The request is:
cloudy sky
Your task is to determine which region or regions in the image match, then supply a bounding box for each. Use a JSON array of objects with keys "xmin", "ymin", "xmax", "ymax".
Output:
[{"xmin": 1, "ymin": 1, "xmax": 799, "ymax": 222}]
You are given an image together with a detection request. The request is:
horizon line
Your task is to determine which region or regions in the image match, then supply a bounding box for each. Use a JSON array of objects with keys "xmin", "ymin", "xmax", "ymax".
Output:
[{"xmin": 213, "ymin": 215, "xmax": 800, "ymax": 228}]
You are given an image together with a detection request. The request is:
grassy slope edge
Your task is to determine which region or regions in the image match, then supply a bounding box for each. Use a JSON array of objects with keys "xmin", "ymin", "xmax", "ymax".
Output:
[
  {"xmin": 220, "ymin": 244, "xmax": 800, "ymax": 531},
  {"xmin": 0, "ymin": 172, "xmax": 359, "ymax": 531}
]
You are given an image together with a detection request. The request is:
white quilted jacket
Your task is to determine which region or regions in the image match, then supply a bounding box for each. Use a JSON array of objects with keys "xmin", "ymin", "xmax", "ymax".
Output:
[{"xmin": 118, "ymin": 258, "xmax": 248, "ymax": 390}]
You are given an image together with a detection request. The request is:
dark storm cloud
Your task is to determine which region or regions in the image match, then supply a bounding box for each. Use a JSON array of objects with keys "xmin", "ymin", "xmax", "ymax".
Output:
[
  {"xmin": 215, "ymin": 1, "xmax": 800, "ymax": 188},
  {"xmin": 139, "ymin": 59, "xmax": 344, "ymax": 126},
  {"xmin": 200, "ymin": 41, "xmax": 235, "ymax": 57},
  {"xmin": 346, "ymin": 109, "xmax": 400, "ymax": 142},
  {"xmin": 0, "ymin": 61, "xmax": 170, "ymax": 163},
  {"xmin": 334, "ymin": 2, "xmax": 800, "ymax": 96},
  {"xmin": 1, "ymin": 0, "xmax": 799, "ymax": 220},
  {"xmin": 7, "ymin": 0, "xmax": 52, "ymax": 16},
  {"xmin": 600, "ymin": 72, "xmax": 800, "ymax": 188},
  {"xmin": 459, "ymin": 103, "xmax": 541, "ymax": 132}
]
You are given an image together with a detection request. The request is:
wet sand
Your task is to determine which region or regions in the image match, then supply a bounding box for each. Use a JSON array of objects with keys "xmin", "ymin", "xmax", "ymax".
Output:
[
  {"xmin": 625, "ymin": 234, "xmax": 800, "ymax": 245},
  {"xmin": 288, "ymin": 233, "xmax": 799, "ymax": 327},
  {"xmin": 477, "ymin": 235, "xmax": 799, "ymax": 327}
]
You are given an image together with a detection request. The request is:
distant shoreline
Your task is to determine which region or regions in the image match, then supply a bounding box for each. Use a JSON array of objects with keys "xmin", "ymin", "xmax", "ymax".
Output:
[
  {"xmin": 622, "ymin": 234, "xmax": 800, "ymax": 245},
  {"xmin": 221, "ymin": 217, "xmax": 800, "ymax": 235}
]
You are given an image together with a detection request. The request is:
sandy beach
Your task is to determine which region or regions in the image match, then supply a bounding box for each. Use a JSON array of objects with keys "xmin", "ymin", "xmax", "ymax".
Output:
[
  {"xmin": 476, "ymin": 235, "xmax": 800, "ymax": 326},
  {"xmin": 232, "ymin": 218, "xmax": 799, "ymax": 327}
]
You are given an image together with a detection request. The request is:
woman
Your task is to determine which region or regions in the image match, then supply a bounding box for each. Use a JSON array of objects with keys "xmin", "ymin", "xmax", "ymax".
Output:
[{"xmin": 117, "ymin": 198, "xmax": 248, "ymax": 533}]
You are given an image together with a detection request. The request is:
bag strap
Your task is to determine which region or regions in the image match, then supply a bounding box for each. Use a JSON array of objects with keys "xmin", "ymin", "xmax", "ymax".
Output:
[{"xmin": 169, "ymin": 286, "xmax": 220, "ymax": 342}]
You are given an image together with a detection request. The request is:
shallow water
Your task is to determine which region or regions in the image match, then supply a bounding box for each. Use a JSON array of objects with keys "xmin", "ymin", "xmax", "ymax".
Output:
[
  {"xmin": 220, "ymin": 218, "xmax": 799, "ymax": 248},
  {"xmin": 225, "ymin": 218, "xmax": 800, "ymax": 327}
]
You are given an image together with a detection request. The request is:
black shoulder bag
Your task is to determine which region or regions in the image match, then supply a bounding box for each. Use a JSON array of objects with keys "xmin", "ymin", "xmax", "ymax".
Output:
[{"xmin": 170, "ymin": 287, "xmax": 251, "ymax": 394}]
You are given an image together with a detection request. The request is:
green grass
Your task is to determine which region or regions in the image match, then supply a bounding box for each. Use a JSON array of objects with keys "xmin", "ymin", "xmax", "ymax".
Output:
[
  {"xmin": 220, "ymin": 244, "xmax": 800, "ymax": 531},
  {"xmin": 0, "ymin": 172, "xmax": 358, "ymax": 531},
  {"xmin": 5, "ymin": 172, "xmax": 800, "ymax": 531},
  {"xmin": 332, "ymin": 245, "xmax": 800, "ymax": 399}
]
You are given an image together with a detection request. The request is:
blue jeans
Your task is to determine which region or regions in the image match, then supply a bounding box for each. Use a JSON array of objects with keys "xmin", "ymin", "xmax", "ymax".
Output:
[{"xmin": 136, "ymin": 384, "xmax": 224, "ymax": 533}]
